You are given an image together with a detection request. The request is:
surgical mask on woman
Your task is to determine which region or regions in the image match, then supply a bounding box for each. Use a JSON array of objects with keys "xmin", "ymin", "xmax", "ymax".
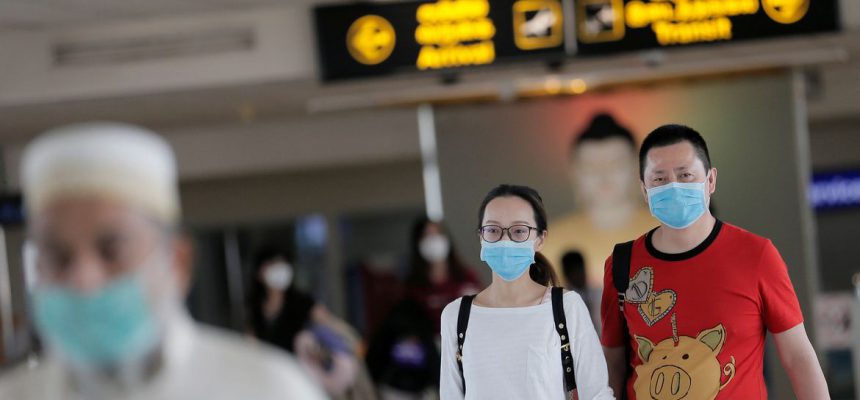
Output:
[
  {"xmin": 419, "ymin": 234, "xmax": 450, "ymax": 263},
  {"xmin": 480, "ymin": 240, "xmax": 535, "ymax": 282},
  {"xmin": 263, "ymin": 261, "xmax": 294, "ymax": 291}
]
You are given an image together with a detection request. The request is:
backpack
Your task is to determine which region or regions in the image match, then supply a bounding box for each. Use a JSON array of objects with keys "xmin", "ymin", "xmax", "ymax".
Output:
[
  {"xmin": 454, "ymin": 286, "xmax": 576, "ymax": 395},
  {"xmin": 611, "ymin": 240, "xmax": 635, "ymax": 400}
]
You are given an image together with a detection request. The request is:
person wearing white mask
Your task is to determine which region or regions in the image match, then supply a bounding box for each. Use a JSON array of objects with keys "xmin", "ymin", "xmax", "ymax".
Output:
[
  {"xmin": 247, "ymin": 248, "xmax": 374, "ymax": 400},
  {"xmin": 406, "ymin": 218, "xmax": 480, "ymax": 335},
  {"xmin": 0, "ymin": 123, "xmax": 327, "ymax": 400}
]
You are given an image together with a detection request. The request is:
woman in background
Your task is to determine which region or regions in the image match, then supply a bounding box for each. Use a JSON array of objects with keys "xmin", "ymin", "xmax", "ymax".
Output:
[
  {"xmin": 366, "ymin": 218, "xmax": 480, "ymax": 400},
  {"xmin": 247, "ymin": 247, "xmax": 376, "ymax": 400},
  {"xmin": 405, "ymin": 217, "xmax": 481, "ymax": 334}
]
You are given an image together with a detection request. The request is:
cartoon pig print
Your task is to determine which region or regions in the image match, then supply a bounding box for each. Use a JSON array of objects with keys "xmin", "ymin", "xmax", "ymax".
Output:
[{"xmin": 633, "ymin": 324, "xmax": 736, "ymax": 400}]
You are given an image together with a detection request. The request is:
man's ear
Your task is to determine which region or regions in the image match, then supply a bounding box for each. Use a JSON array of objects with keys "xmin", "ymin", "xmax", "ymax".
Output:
[
  {"xmin": 707, "ymin": 168, "xmax": 718, "ymax": 195},
  {"xmin": 171, "ymin": 234, "xmax": 195, "ymax": 296},
  {"xmin": 640, "ymin": 181, "xmax": 649, "ymax": 204}
]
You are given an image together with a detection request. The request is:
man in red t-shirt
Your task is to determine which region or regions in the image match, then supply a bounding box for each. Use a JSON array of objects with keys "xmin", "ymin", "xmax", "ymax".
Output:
[{"xmin": 600, "ymin": 124, "xmax": 828, "ymax": 399}]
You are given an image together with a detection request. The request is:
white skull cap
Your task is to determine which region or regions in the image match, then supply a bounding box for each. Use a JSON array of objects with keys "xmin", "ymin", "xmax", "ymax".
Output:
[{"xmin": 21, "ymin": 122, "xmax": 180, "ymax": 223}]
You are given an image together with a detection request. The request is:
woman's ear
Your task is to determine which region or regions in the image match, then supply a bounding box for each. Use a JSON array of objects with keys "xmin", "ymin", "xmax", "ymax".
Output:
[{"xmin": 534, "ymin": 230, "xmax": 547, "ymax": 251}]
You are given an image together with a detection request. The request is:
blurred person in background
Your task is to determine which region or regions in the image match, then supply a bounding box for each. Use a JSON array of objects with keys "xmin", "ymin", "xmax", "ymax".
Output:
[
  {"xmin": 440, "ymin": 185, "xmax": 613, "ymax": 400},
  {"xmin": 561, "ymin": 250, "xmax": 596, "ymax": 317},
  {"xmin": 542, "ymin": 114, "xmax": 655, "ymax": 292},
  {"xmin": 248, "ymin": 247, "xmax": 376, "ymax": 400},
  {"xmin": 405, "ymin": 217, "xmax": 481, "ymax": 335},
  {"xmin": 366, "ymin": 217, "xmax": 480, "ymax": 400},
  {"xmin": 0, "ymin": 123, "xmax": 325, "ymax": 400},
  {"xmin": 366, "ymin": 298, "xmax": 440, "ymax": 400}
]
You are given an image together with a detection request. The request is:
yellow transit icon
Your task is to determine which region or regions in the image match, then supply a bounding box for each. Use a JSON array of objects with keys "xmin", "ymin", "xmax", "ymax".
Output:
[
  {"xmin": 347, "ymin": 15, "xmax": 396, "ymax": 65},
  {"xmin": 761, "ymin": 0, "xmax": 810, "ymax": 24}
]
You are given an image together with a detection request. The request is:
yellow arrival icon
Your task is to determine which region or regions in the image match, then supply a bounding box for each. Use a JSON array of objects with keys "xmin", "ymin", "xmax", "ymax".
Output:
[
  {"xmin": 347, "ymin": 15, "xmax": 396, "ymax": 65},
  {"xmin": 761, "ymin": 0, "xmax": 810, "ymax": 24}
]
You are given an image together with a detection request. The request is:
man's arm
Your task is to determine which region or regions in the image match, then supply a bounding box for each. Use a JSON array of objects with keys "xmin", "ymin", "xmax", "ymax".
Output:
[
  {"xmin": 603, "ymin": 346, "xmax": 626, "ymax": 398},
  {"xmin": 773, "ymin": 323, "xmax": 829, "ymax": 400}
]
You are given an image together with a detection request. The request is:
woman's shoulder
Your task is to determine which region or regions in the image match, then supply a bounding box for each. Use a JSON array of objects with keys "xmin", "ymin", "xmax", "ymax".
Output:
[
  {"xmin": 441, "ymin": 296, "xmax": 464, "ymax": 319},
  {"xmin": 560, "ymin": 289, "xmax": 587, "ymax": 311}
]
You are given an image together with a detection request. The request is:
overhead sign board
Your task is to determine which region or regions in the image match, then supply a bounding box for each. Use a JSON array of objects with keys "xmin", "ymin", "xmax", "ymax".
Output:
[
  {"xmin": 315, "ymin": 0, "xmax": 840, "ymax": 81},
  {"xmin": 574, "ymin": 0, "xmax": 840, "ymax": 55},
  {"xmin": 315, "ymin": 0, "xmax": 569, "ymax": 81}
]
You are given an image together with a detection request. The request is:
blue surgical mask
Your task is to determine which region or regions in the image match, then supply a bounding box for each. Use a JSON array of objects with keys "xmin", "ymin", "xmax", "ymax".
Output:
[
  {"xmin": 480, "ymin": 240, "xmax": 535, "ymax": 282},
  {"xmin": 32, "ymin": 274, "xmax": 160, "ymax": 368},
  {"xmin": 647, "ymin": 178, "xmax": 708, "ymax": 229}
]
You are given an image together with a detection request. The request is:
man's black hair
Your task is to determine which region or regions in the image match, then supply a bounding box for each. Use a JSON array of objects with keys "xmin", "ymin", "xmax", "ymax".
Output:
[{"xmin": 639, "ymin": 124, "xmax": 711, "ymax": 180}]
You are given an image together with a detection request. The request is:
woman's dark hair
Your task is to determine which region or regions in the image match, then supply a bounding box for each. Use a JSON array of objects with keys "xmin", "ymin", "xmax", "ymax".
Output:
[
  {"xmin": 406, "ymin": 217, "xmax": 469, "ymax": 288},
  {"xmin": 477, "ymin": 184, "xmax": 560, "ymax": 287}
]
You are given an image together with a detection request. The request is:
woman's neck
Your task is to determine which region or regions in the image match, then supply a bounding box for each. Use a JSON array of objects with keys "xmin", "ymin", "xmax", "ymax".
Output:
[
  {"xmin": 263, "ymin": 289, "xmax": 285, "ymax": 320},
  {"xmin": 477, "ymin": 275, "xmax": 546, "ymax": 308},
  {"xmin": 429, "ymin": 262, "xmax": 449, "ymax": 285}
]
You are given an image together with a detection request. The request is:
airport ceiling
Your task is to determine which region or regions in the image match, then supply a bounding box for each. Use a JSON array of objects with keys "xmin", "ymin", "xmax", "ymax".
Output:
[
  {"xmin": 0, "ymin": 0, "xmax": 336, "ymax": 32},
  {"xmin": 0, "ymin": 1, "xmax": 856, "ymax": 141}
]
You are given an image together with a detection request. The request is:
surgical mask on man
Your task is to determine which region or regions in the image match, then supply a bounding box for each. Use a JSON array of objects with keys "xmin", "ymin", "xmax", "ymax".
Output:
[
  {"xmin": 480, "ymin": 240, "xmax": 535, "ymax": 282},
  {"xmin": 647, "ymin": 176, "xmax": 709, "ymax": 229},
  {"xmin": 32, "ymin": 272, "xmax": 160, "ymax": 369},
  {"xmin": 419, "ymin": 234, "xmax": 450, "ymax": 263},
  {"xmin": 263, "ymin": 261, "xmax": 294, "ymax": 291}
]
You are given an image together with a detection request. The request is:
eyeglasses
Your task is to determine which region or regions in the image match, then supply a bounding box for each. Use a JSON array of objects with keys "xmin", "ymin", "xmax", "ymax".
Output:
[{"xmin": 478, "ymin": 225, "xmax": 537, "ymax": 243}]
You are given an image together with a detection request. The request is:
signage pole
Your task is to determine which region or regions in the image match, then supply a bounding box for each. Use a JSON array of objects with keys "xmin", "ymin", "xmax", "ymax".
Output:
[{"xmin": 418, "ymin": 104, "xmax": 444, "ymax": 222}]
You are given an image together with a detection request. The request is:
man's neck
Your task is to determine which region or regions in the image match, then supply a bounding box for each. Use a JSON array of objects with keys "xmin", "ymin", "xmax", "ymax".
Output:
[
  {"xmin": 67, "ymin": 342, "xmax": 164, "ymax": 398},
  {"xmin": 652, "ymin": 213, "xmax": 717, "ymax": 254}
]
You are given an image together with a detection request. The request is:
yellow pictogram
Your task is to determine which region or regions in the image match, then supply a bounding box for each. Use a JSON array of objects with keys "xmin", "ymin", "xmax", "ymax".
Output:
[
  {"xmin": 761, "ymin": 0, "xmax": 809, "ymax": 24},
  {"xmin": 577, "ymin": 0, "xmax": 625, "ymax": 44},
  {"xmin": 513, "ymin": 0, "xmax": 564, "ymax": 50},
  {"xmin": 347, "ymin": 15, "xmax": 396, "ymax": 65}
]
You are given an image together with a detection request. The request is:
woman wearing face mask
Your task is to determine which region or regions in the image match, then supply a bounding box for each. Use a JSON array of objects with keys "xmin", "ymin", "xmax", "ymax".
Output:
[
  {"xmin": 247, "ymin": 247, "xmax": 377, "ymax": 399},
  {"xmin": 440, "ymin": 185, "xmax": 614, "ymax": 400},
  {"xmin": 406, "ymin": 217, "xmax": 481, "ymax": 335}
]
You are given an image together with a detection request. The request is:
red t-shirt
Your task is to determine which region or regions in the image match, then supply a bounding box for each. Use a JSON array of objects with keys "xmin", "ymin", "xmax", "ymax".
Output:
[{"xmin": 601, "ymin": 221, "xmax": 803, "ymax": 400}]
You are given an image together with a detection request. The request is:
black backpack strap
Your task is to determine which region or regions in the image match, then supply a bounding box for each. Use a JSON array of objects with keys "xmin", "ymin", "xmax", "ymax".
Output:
[
  {"xmin": 456, "ymin": 294, "xmax": 476, "ymax": 393},
  {"xmin": 612, "ymin": 241, "xmax": 634, "ymax": 311},
  {"xmin": 551, "ymin": 287, "xmax": 576, "ymax": 391},
  {"xmin": 611, "ymin": 241, "xmax": 634, "ymax": 400}
]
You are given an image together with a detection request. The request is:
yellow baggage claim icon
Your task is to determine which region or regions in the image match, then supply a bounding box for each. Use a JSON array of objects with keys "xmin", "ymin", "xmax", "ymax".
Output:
[
  {"xmin": 347, "ymin": 15, "xmax": 396, "ymax": 65},
  {"xmin": 513, "ymin": 0, "xmax": 564, "ymax": 50},
  {"xmin": 762, "ymin": 0, "xmax": 810, "ymax": 24}
]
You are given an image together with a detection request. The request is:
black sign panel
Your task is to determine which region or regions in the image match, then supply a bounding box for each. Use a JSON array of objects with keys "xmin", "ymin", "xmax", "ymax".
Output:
[
  {"xmin": 315, "ymin": 0, "xmax": 568, "ymax": 81},
  {"xmin": 574, "ymin": 0, "xmax": 840, "ymax": 56}
]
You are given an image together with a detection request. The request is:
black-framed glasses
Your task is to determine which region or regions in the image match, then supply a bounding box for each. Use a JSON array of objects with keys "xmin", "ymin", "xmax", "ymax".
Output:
[{"xmin": 478, "ymin": 225, "xmax": 537, "ymax": 243}]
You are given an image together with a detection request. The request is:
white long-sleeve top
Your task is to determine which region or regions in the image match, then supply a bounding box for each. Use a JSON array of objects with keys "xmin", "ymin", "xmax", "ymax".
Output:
[{"xmin": 440, "ymin": 291, "xmax": 614, "ymax": 400}]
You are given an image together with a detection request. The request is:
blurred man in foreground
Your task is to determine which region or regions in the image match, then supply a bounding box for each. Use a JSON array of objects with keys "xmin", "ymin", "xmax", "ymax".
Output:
[{"xmin": 0, "ymin": 123, "xmax": 326, "ymax": 400}]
